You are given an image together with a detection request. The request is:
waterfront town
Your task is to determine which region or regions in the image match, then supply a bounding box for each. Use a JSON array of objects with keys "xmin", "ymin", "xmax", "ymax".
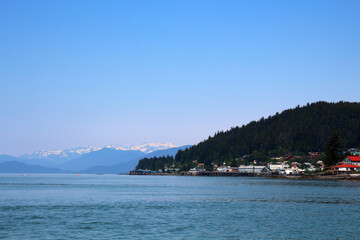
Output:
[{"xmin": 131, "ymin": 148, "xmax": 360, "ymax": 177}]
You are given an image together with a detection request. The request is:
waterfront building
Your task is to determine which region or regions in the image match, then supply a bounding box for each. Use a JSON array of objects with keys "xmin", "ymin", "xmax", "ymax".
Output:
[
  {"xmin": 198, "ymin": 163, "xmax": 205, "ymax": 169},
  {"xmin": 216, "ymin": 166, "xmax": 228, "ymax": 172},
  {"xmin": 228, "ymin": 167, "xmax": 239, "ymax": 173},
  {"xmin": 238, "ymin": 165, "xmax": 270, "ymax": 173},
  {"xmin": 333, "ymin": 164, "xmax": 360, "ymax": 172},
  {"xmin": 317, "ymin": 161, "xmax": 325, "ymax": 170},
  {"xmin": 285, "ymin": 167, "xmax": 303, "ymax": 175},
  {"xmin": 188, "ymin": 168, "xmax": 200, "ymax": 175},
  {"xmin": 268, "ymin": 162, "xmax": 289, "ymax": 171},
  {"xmin": 168, "ymin": 168, "xmax": 180, "ymax": 173},
  {"xmin": 343, "ymin": 156, "xmax": 360, "ymax": 166},
  {"xmin": 303, "ymin": 162, "xmax": 316, "ymax": 171}
]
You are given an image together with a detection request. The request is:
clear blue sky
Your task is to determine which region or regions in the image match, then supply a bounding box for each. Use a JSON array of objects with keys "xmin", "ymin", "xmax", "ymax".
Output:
[{"xmin": 1, "ymin": 0, "xmax": 359, "ymax": 156}]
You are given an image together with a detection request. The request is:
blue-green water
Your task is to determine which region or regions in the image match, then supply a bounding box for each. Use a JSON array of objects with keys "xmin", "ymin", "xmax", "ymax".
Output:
[{"xmin": 1, "ymin": 175, "xmax": 360, "ymax": 239}]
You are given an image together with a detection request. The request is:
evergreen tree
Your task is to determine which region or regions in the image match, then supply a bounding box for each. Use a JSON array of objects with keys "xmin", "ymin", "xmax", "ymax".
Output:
[{"xmin": 324, "ymin": 132, "xmax": 342, "ymax": 167}]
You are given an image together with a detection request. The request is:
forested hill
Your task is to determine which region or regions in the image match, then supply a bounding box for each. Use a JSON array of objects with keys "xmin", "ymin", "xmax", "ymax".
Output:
[{"xmin": 136, "ymin": 101, "xmax": 360, "ymax": 171}]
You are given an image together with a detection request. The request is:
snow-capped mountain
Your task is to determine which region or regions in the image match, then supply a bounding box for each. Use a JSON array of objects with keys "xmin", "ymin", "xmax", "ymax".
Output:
[
  {"xmin": 25, "ymin": 146, "xmax": 103, "ymax": 159},
  {"xmin": 101, "ymin": 143, "xmax": 177, "ymax": 153},
  {"xmin": 21, "ymin": 143, "xmax": 177, "ymax": 162},
  {"xmin": 20, "ymin": 146, "xmax": 103, "ymax": 162},
  {"xmin": 125, "ymin": 142, "xmax": 177, "ymax": 154}
]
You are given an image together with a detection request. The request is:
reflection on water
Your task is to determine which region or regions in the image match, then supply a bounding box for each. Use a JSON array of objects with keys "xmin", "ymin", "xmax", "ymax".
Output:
[{"xmin": 1, "ymin": 174, "xmax": 360, "ymax": 239}]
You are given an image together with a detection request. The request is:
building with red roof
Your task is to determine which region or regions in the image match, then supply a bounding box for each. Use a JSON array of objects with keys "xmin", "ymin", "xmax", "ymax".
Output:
[
  {"xmin": 333, "ymin": 164, "xmax": 360, "ymax": 172},
  {"xmin": 343, "ymin": 156, "xmax": 360, "ymax": 166}
]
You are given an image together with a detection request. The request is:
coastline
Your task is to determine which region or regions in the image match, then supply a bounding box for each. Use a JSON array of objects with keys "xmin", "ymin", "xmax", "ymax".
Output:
[{"xmin": 129, "ymin": 171, "xmax": 360, "ymax": 181}]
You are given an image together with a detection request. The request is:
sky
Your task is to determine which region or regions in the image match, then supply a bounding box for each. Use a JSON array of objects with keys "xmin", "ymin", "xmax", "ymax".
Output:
[{"xmin": 0, "ymin": 0, "xmax": 359, "ymax": 156}]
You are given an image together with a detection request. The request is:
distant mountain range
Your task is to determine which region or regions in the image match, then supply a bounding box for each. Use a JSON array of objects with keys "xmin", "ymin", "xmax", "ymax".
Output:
[
  {"xmin": 80, "ymin": 146, "xmax": 192, "ymax": 174},
  {"xmin": 60, "ymin": 148, "xmax": 145, "ymax": 171},
  {"xmin": 19, "ymin": 142, "xmax": 177, "ymax": 163},
  {"xmin": 0, "ymin": 161, "xmax": 70, "ymax": 174},
  {"xmin": 0, "ymin": 143, "xmax": 191, "ymax": 174}
]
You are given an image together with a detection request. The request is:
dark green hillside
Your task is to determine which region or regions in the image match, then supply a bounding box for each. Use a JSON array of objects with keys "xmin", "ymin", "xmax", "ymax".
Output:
[
  {"xmin": 136, "ymin": 101, "xmax": 360, "ymax": 170},
  {"xmin": 136, "ymin": 156, "xmax": 174, "ymax": 171}
]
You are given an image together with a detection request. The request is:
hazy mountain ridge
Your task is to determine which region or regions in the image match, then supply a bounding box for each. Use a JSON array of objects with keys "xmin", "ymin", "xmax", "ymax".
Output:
[
  {"xmin": 0, "ymin": 155, "xmax": 20, "ymax": 164},
  {"xmin": 20, "ymin": 142, "xmax": 177, "ymax": 162},
  {"xmin": 59, "ymin": 148, "xmax": 146, "ymax": 171},
  {"xmin": 80, "ymin": 145, "xmax": 192, "ymax": 173},
  {"xmin": 0, "ymin": 161, "xmax": 70, "ymax": 173}
]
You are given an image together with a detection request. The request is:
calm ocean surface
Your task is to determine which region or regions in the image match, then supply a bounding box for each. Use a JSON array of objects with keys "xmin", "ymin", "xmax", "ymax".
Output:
[{"xmin": 1, "ymin": 174, "xmax": 360, "ymax": 239}]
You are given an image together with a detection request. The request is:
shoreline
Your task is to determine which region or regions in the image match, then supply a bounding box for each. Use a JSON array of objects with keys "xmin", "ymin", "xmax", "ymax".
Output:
[
  {"xmin": 129, "ymin": 171, "xmax": 360, "ymax": 181},
  {"xmin": 2, "ymin": 172, "xmax": 360, "ymax": 181}
]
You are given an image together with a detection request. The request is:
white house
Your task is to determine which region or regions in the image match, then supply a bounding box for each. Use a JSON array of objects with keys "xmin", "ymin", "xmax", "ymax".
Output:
[
  {"xmin": 303, "ymin": 162, "xmax": 316, "ymax": 171},
  {"xmin": 217, "ymin": 166, "xmax": 228, "ymax": 172},
  {"xmin": 285, "ymin": 167, "xmax": 303, "ymax": 175},
  {"xmin": 269, "ymin": 163, "xmax": 289, "ymax": 171}
]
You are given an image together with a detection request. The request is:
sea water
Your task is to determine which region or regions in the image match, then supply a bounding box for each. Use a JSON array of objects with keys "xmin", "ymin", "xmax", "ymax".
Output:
[{"xmin": 0, "ymin": 174, "xmax": 359, "ymax": 239}]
